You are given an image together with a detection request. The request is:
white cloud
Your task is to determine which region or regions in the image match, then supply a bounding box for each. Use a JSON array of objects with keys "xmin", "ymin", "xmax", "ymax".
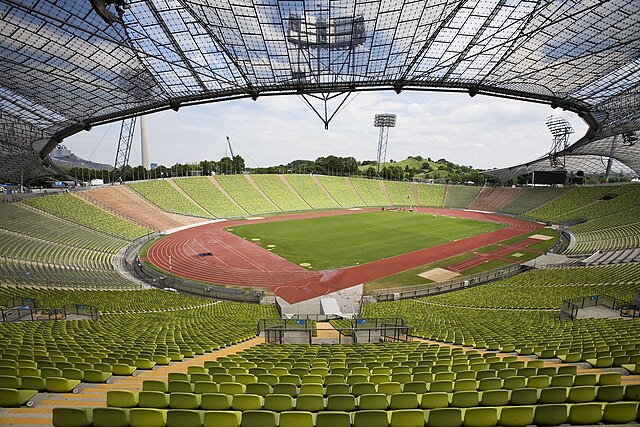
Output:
[{"xmin": 64, "ymin": 90, "xmax": 588, "ymax": 170}]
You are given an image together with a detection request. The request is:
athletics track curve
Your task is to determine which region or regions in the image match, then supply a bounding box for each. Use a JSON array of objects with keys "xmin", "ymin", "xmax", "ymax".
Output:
[{"xmin": 145, "ymin": 208, "xmax": 543, "ymax": 303}]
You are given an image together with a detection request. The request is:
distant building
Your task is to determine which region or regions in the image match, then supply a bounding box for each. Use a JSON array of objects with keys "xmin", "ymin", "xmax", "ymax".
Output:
[
  {"xmin": 50, "ymin": 144, "xmax": 72, "ymax": 159},
  {"xmin": 150, "ymin": 163, "xmax": 158, "ymax": 170}
]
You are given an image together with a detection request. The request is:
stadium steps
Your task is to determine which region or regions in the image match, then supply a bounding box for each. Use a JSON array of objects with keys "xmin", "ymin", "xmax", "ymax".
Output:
[
  {"xmin": 167, "ymin": 179, "xmax": 221, "ymax": 217},
  {"xmin": 75, "ymin": 190, "xmax": 150, "ymax": 231},
  {"xmin": 278, "ymin": 175, "xmax": 313, "ymax": 209},
  {"xmin": 514, "ymin": 188, "xmax": 571, "ymax": 216},
  {"xmin": 379, "ymin": 180, "xmax": 393, "ymax": 205},
  {"xmin": 244, "ymin": 175, "xmax": 281, "ymax": 213},
  {"xmin": 312, "ymin": 175, "xmax": 342, "ymax": 206},
  {"xmin": 344, "ymin": 177, "xmax": 367, "ymax": 206},
  {"xmin": 470, "ymin": 188, "xmax": 525, "ymax": 212},
  {"xmin": 17, "ymin": 203, "xmax": 130, "ymax": 247},
  {"xmin": 79, "ymin": 186, "xmax": 186, "ymax": 231},
  {"xmin": 0, "ymin": 338, "xmax": 264, "ymax": 426}
]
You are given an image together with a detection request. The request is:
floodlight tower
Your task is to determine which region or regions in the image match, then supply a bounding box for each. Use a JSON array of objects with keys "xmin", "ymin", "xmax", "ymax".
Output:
[
  {"xmin": 374, "ymin": 114, "xmax": 397, "ymax": 179},
  {"xmin": 545, "ymin": 115, "xmax": 574, "ymax": 168}
]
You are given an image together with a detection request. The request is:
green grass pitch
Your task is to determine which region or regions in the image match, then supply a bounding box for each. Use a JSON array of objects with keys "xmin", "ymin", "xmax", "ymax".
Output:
[{"xmin": 227, "ymin": 211, "xmax": 505, "ymax": 269}]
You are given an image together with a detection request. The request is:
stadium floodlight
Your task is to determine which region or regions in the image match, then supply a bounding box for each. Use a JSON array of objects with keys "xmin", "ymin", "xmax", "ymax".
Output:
[
  {"xmin": 545, "ymin": 116, "xmax": 574, "ymax": 168},
  {"xmin": 374, "ymin": 114, "xmax": 397, "ymax": 179}
]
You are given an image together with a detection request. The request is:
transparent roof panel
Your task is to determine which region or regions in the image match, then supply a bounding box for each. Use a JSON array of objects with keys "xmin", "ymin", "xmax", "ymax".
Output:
[{"xmin": 0, "ymin": 0, "xmax": 639, "ymax": 181}]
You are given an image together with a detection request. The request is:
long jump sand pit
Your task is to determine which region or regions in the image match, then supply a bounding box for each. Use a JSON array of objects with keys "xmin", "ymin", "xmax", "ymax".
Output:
[
  {"xmin": 418, "ymin": 268, "xmax": 461, "ymax": 282},
  {"xmin": 530, "ymin": 234, "xmax": 554, "ymax": 241}
]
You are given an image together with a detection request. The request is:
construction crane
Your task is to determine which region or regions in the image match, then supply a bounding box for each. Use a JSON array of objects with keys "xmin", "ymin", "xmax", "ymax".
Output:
[{"xmin": 225, "ymin": 136, "xmax": 235, "ymax": 159}]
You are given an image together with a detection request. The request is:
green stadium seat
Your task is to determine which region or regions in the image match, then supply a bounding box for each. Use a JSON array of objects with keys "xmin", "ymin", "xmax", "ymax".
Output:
[
  {"xmin": 240, "ymin": 410, "xmax": 277, "ymax": 427},
  {"xmin": 232, "ymin": 394, "xmax": 263, "ymax": 411},
  {"xmin": 220, "ymin": 382, "xmax": 245, "ymax": 396},
  {"xmin": 107, "ymin": 390, "xmax": 138, "ymax": 408},
  {"xmin": 625, "ymin": 384, "xmax": 640, "ymax": 400},
  {"xmin": 92, "ymin": 407, "xmax": 130, "ymax": 427},
  {"xmin": 550, "ymin": 375, "xmax": 573, "ymax": 387},
  {"xmin": 378, "ymin": 382, "xmax": 402, "ymax": 395},
  {"xmin": 316, "ymin": 411, "xmax": 351, "ymax": 427},
  {"xmin": 245, "ymin": 382, "xmax": 270, "ymax": 397},
  {"xmin": 45, "ymin": 377, "xmax": 80, "ymax": 393},
  {"xmin": 388, "ymin": 392, "xmax": 419, "ymax": 409},
  {"xmin": 602, "ymin": 401, "xmax": 639, "ymax": 424},
  {"xmin": 0, "ymin": 388, "xmax": 37, "ymax": 407},
  {"xmin": 203, "ymin": 410, "xmax": 241, "ymax": 427},
  {"xmin": 538, "ymin": 387, "xmax": 567, "ymax": 404},
  {"xmin": 509, "ymin": 388, "xmax": 538, "ymax": 405},
  {"xmin": 359, "ymin": 393, "xmax": 389, "ymax": 410},
  {"xmin": 526, "ymin": 375, "xmax": 550, "ymax": 389},
  {"xmin": 52, "ymin": 407, "xmax": 92, "ymax": 427},
  {"xmin": 498, "ymin": 406, "xmax": 534, "ymax": 427},
  {"xmin": 112, "ymin": 363, "xmax": 136, "ymax": 376},
  {"xmin": 596, "ymin": 385, "xmax": 624, "ymax": 402},
  {"xmin": 389, "ymin": 409, "xmax": 425, "ymax": 427},
  {"xmin": 272, "ymin": 383, "xmax": 297, "ymax": 397},
  {"xmin": 263, "ymin": 394, "xmax": 293, "ymax": 412},
  {"xmin": 296, "ymin": 394, "xmax": 325, "ymax": 411},
  {"xmin": 533, "ymin": 404, "xmax": 568, "ymax": 426},
  {"xmin": 279, "ymin": 411, "xmax": 314, "ymax": 427},
  {"xmin": 169, "ymin": 392, "xmax": 200, "ymax": 409},
  {"xmin": 419, "ymin": 392, "xmax": 449, "ymax": 409},
  {"xmin": 194, "ymin": 381, "xmax": 219, "ymax": 394},
  {"xmin": 326, "ymin": 394, "xmax": 356, "ymax": 411},
  {"xmin": 463, "ymin": 407, "xmax": 498, "ymax": 427},
  {"xmin": 480, "ymin": 390, "xmax": 509, "ymax": 406},
  {"xmin": 138, "ymin": 391, "xmax": 169, "ymax": 409},
  {"xmin": 568, "ymin": 402, "xmax": 603, "ymax": 425},
  {"xmin": 478, "ymin": 378, "xmax": 501, "ymax": 391},
  {"xmin": 129, "ymin": 408, "xmax": 167, "ymax": 427},
  {"xmin": 352, "ymin": 382, "xmax": 377, "ymax": 396},
  {"xmin": 574, "ymin": 374, "xmax": 597, "ymax": 386},
  {"xmin": 428, "ymin": 407, "xmax": 462, "ymax": 427},
  {"xmin": 598, "ymin": 372, "xmax": 621, "ymax": 385},
  {"xmin": 166, "ymin": 409, "xmax": 203, "ymax": 427},
  {"xmin": 168, "ymin": 380, "xmax": 193, "ymax": 393},
  {"xmin": 352, "ymin": 410, "xmax": 390, "ymax": 427},
  {"xmin": 83, "ymin": 369, "xmax": 111, "ymax": 383},
  {"xmin": 0, "ymin": 376, "xmax": 20, "ymax": 389},
  {"xmin": 568, "ymin": 386, "xmax": 597, "ymax": 403}
]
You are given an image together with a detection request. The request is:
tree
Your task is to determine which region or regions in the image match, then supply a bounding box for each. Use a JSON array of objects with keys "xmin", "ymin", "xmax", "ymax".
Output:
[
  {"xmin": 366, "ymin": 166, "xmax": 376, "ymax": 178},
  {"xmin": 232, "ymin": 155, "xmax": 245, "ymax": 174},
  {"xmin": 219, "ymin": 156, "xmax": 234, "ymax": 174}
]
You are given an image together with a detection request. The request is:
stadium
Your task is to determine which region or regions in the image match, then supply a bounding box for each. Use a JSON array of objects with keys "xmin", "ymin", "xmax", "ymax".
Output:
[{"xmin": 1, "ymin": 0, "xmax": 640, "ymax": 426}]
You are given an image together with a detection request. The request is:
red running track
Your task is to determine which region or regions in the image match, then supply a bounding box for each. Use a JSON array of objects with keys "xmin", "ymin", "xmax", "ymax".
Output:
[{"xmin": 146, "ymin": 208, "xmax": 543, "ymax": 303}]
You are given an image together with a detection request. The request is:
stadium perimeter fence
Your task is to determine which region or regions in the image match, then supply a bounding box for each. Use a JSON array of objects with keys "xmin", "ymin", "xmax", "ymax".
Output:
[
  {"xmin": 1, "ymin": 295, "xmax": 99, "ymax": 322},
  {"xmin": 372, "ymin": 264, "xmax": 531, "ymax": 302},
  {"xmin": 257, "ymin": 317, "xmax": 412, "ymax": 344},
  {"xmin": 560, "ymin": 294, "xmax": 640, "ymax": 320}
]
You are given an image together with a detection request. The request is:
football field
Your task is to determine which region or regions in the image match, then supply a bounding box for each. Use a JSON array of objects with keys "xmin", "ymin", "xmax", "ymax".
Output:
[{"xmin": 227, "ymin": 210, "xmax": 505, "ymax": 269}]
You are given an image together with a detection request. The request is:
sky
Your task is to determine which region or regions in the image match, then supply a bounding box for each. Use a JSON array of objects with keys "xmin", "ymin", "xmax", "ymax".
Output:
[{"xmin": 64, "ymin": 90, "xmax": 588, "ymax": 171}]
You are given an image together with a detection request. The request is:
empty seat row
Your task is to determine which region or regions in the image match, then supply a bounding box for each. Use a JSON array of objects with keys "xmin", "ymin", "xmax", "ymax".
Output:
[
  {"xmin": 53, "ymin": 401, "xmax": 640, "ymax": 427},
  {"xmin": 107, "ymin": 384, "xmax": 640, "ymax": 411}
]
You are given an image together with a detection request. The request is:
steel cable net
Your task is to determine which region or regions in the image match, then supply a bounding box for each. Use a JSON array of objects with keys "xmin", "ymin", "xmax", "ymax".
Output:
[{"xmin": 0, "ymin": 0, "xmax": 639, "ymax": 181}]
